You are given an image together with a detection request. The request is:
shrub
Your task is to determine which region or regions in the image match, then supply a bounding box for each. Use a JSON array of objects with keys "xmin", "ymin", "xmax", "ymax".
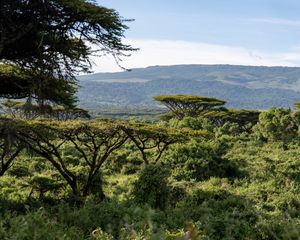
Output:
[
  {"xmin": 165, "ymin": 140, "xmax": 240, "ymax": 181},
  {"xmin": 132, "ymin": 165, "xmax": 171, "ymax": 209},
  {"xmin": 254, "ymin": 108, "xmax": 297, "ymax": 142},
  {"xmin": 0, "ymin": 208, "xmax": 85, "ymax": 240}
]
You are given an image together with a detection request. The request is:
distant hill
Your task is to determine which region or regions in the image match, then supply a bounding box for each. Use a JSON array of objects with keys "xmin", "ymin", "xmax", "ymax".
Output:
[{"xmin": 77, "ymin": 64, "xmax": 300, "ymax": 113}]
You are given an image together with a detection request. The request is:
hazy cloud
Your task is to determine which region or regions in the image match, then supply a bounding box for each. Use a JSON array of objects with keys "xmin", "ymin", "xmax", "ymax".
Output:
[
  {"xmin": 246, "ymin": 18, "xmax": 300, "ymax": 27},
  {"xmin": 90, "ymin": 39, "xmax": 300, "ymax": 73}
]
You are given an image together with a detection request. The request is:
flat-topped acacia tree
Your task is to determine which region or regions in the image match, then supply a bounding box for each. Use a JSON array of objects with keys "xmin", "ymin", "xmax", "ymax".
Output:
[
  {"xmin": 154, "ymin": 94, "xmax": 226, "ymax": 119},
  {"xmin": 15, "ymin": 119, "xmax": 128, "ymax": 199},
  {"xmin": 121, "ymin": 122, "xmax": 209, "ymax": 164},
  {"xmin": 121, "ymin": 122, "xmax": 187, "ymax": 164},
  {"xmin": 203, "ymin": 108, "xmax": 260, "ymax": 129},
  {"xmin": 0, "ymin": 119, "xmax": 24, "ymax": 176},
  {"xmin": 1, "ymin": 100, "xmax": 90, "ymax": 120}
]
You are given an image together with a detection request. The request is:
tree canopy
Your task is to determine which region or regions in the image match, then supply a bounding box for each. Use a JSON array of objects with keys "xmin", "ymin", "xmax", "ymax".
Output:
[
  {"xmin": 0, "ymin": 118, "xmax": 202, "ymax": 198},
  {"xmin": 154, "ymin": 94, "xmax": 226, "ymax": 119},
  {"xmin": 0, "ymin": 0, "xmax": 136, "ymax": 107},
  {"xmin": 0, "ymin": 64, "xmax": 78, "ymax": 107},
  {"xmin": 253, "ymin": 108, "xmax": 297, "ymax": 142},
  {"xmin": 0, "ymin": 118, "xmax": 23, "ymax": 176},
  {"xmin": 120, "ymin": 121, "xmax": 191, "ymax": 164},
  {"xmin": 1, "ymin": 100, "xmax": 90, "ymax": 120},
  {"xmin": 12, "ymin": 119, "xmax": 129, "ymax": 199},
  {"xmin": 203, "ymin": 108, "xmax": 260, "ymax": 129}
]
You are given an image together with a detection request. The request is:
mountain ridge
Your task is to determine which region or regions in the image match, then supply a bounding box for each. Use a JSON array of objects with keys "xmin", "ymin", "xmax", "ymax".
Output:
[{"xmin": 77, "ymin": 64, "xmax": 300, "ymax": 112}]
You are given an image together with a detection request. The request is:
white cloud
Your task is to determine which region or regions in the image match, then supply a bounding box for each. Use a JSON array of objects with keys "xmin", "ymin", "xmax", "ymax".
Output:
[
  {"xmin": 246, "ymin": 18, "xmax": 300, "ymax": 27},
  {"xmin": 90, "ymin": 39, "xmax": 300, "ymax": 73}
]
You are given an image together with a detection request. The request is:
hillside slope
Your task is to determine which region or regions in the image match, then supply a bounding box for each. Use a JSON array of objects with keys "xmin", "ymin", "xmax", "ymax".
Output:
[{"xmin": 77, "ymin": 64, "xmax": 300, "ymax": 111}]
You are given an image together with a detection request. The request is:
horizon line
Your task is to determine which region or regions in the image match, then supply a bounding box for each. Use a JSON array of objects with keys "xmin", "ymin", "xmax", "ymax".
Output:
[{"xmin": 78, "ymin": 63, "xmax": 300, "ymax": 76}]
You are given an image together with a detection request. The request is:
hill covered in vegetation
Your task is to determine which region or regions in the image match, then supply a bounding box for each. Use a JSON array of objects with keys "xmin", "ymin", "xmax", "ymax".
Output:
[{"xmin": 77, "ymin": 64, "xmax": 300, "ymax": 114}]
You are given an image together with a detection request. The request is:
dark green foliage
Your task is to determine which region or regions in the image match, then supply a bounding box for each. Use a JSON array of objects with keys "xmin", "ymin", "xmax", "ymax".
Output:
[
  {"xmin": 1, "ymin": 100, "xmax": 90, "ymax": 120},
  {"xmin": 173, "ymin": 116, "xmax": 215, "ymax": 132},
  {"xmin": 104, "ymin": 146, "xmax": 143, "ymax": 175},
  {"xmin": 254, "ymin": 107, "xmax": 297, "ymax": 142},
  {"xmin": 0, "ymin": 118, "xmax": 24, "ymax": 176},
  {"xmin": 1, "ymin": 0, "xmax": 136, "ymax": 107},
  {"xmin": 1, "ymin": 0, "xmax": 135, "ymax": 70},
  {"xmin": 0, "ymin": 64, "xmax": 79, "ymax": 108},
  {"xmin": 0, "ymin": 64, "xmax": 35, "ymax": 99},
  {"xmin": 204, "ymin": 108, "xmax": 260, "ymax": 130},
  {"xmin": 132, "ymin": 165, "xmax": 171, "ymax": 209},
  {"xmin": 178, "ymin": 190, "xmax": 258, "ymax": 239},
  {"xmin": 0, "ymin": 209, "xmax": 81, "ymax": 240},
  {"xmin": 164, "ymin": 140, "xmax": 240, "ymax": 181}
]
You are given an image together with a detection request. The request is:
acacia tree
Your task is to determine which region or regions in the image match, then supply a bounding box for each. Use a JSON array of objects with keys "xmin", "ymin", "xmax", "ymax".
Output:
[
  {"xmin": 203, "ymin": 108, "xmax": 260, "ymax": 130},
  {"xmin": 0, "ymin": 64, "xmax": 78, "ymax": 108},
  {"xmin": 0, "ymin": 119, "xmax": 23, "ymax": 176},
  {"xmin": 1, "ymin": 0, "xmax": 136, "ymax": 107},
  {"xmin": 1, "ymin": 100, "xmax": 90, "ymax": 120},
  {"xmin": 121, "ymin": 122, "xmax": 190, "ymax": 164},
  {"xmin": 154, "ymin": 94, "xmax": 226, "ymax": 119},
  {"xmin": 62, "ymin": 120, "xmax": 128, "ymax": 197},
  {"xmin": 15, "ymin": 120, "xmax": 128, "ymax": 199}
]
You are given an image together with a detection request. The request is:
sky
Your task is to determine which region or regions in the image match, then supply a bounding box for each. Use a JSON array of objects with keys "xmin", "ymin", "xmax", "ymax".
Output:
[{"xmin": 92, "ymin": 0, "xmax": 300, "ymax": 72}]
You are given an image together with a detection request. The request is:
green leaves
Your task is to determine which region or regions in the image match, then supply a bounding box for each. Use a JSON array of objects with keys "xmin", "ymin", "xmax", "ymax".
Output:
[
  {"xmin": 1, "ymin": 119, "xmax": 195, "ymax": 197},
  {"xmin": 1, "ymin": 100, "xmax": 90, "ymax": 120},
  {"xmin": 120, "ymin": 121, "xmax": 198, "ymax": 164},
  {"xmin": 154, "ymin": 94, "xmax": 226, "ymax": 119},
  {"xmin": 254, "ymin": 108, "xmax": 297, "ymax": 142},
  {"xmin": 1, "ymin": 0, "xmax": 136, "ymax": 107}
]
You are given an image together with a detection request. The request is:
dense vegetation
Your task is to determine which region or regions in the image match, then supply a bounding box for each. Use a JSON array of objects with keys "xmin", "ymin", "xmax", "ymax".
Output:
[{"xmin": 1, "ymin": 95, "xmax": 300, "ymax": 239}]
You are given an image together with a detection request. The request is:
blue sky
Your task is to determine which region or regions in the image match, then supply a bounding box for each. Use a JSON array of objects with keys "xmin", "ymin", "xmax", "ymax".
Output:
[{"xmin": 93, "ymin": 0, "xmax": 300, "ymax": 72}]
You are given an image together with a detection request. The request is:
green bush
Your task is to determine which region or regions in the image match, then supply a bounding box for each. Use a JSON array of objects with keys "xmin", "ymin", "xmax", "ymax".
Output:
[
  {"xmin": 170, "ymin": 116, "xmax": 214, "ymax": 132},
  {"xmin": 254, "ymin": 108, "xmax": 297, "ymax": 142},
  {"xmin": 176, "ymin": 180, "xmax": 258, "ymax": 239},
  {"xmin": 0, "ymin": 208, "xmax": 85, "ymax": 240},
  {"xmin": 165, "ymin": 140, "xmax": 240, "ymax": 181},
  {"xmin": 132, "ymin": 165, "xmax": 171, "ymax": 209}
]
